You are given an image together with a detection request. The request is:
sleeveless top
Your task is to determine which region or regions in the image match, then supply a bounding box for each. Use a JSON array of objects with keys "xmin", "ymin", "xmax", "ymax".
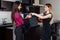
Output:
[{"xmin": 43, "ymin": 11, "xmax": 52, "ymax": 27}]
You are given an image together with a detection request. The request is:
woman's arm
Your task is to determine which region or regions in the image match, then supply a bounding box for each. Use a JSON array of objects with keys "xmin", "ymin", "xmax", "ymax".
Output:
[
  {"xmin": 31, "ymin": 13, "xmax": 51, "ymax": 19},
  {"xmin": 39, "ymin": 13, "xmax": 43, "ymax": 16}
]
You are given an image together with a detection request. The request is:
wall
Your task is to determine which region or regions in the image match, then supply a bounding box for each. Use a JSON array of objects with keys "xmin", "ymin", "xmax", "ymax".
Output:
[
  {"xmin": 40, "ymin": 0, "xmax": 60, "ymax": 21},
  {"xmin": 0, "ymin": 11, "xmax": 12, "ymax": 24},
  {"xmin": 34, "ymin": 0, "xmax": 39, "ymax": 4}
]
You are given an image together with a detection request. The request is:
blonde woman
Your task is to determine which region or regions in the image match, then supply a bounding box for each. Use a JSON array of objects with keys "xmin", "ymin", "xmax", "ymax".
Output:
[{"xmin": 31, "ymin": 3, "xmax": 53, "ymax": 40}]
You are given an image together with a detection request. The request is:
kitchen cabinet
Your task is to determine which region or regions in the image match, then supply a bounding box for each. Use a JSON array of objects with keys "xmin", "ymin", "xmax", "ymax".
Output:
[
  {"xmin": 0, "ymin": 1, "xmax": 13, "ymax": 11},
  {"xmin": 0, "ymin": 23, "xmax": 13, "ymax": 40}
]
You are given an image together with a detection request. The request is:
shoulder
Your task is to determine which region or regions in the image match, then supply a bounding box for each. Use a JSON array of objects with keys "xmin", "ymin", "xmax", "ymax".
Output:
[
  {"xmin": 49, "ymin": 12, "xmax": 53, "ymax": 16},
  {"xmin": 13, "ymin": 12, "xmax": 20, "ymax": 17},
  {"xmin": 48, "ymin": 12, "xmax": 53, "ymax": 18},
  {"xmin": 15, "ymin": 11, "xmax": 19, "ymax": 14}
]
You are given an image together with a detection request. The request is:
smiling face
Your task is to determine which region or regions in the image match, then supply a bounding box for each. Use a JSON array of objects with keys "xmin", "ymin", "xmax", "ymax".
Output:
[
  {"xmin": 18, "ymin": 4, "xmax": 22, "ymax": 11},
  {"xmin": 44, "ymin": 5, "xmax": 49, "ymax": 11},
  {"xmin": 44, "ymin": 3, "xmax": 52, "ymax": 12}
]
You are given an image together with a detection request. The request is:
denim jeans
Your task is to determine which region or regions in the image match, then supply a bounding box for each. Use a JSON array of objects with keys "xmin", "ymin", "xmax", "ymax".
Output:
[{"xmin": 15, "ymin": 25, "xmax": 24, "ymax": 40}]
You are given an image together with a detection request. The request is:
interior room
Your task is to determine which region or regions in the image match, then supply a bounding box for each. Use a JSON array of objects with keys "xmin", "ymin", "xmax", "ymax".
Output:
[{"xmin": 0, "ymin": 0, "xmax": 60, "ymax": 40}]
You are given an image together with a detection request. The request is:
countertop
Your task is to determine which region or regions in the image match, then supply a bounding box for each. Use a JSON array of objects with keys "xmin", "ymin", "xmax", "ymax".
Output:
[{"xmin": 0, "ymin": 23, "xmax": 13, "ymax": 27}]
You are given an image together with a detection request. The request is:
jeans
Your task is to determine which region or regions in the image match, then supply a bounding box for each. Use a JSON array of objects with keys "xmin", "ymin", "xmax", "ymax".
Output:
[{"xmin": 15, "ymin": 25, "xmax": 24, "ymax": 40}]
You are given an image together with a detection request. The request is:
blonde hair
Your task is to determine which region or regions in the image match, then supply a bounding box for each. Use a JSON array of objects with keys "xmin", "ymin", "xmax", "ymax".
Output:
[
  {"xmin": 45, "ymin": 3, "xmax": 52, "ymax": 13},
  {"xmin": 45, "ymin": 3, "xmax": 54, "ymax": 25}
]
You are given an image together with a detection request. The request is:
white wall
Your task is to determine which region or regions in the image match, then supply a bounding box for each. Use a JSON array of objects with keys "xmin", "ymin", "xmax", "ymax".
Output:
[
  {"xmin": 0, "ymin": 11, "xmax": 12, "ymax": 24},
  {"xmin": 34, "ymin": 0, "xmax": 39, "ymax": 4},
  {"xmin": 40, "ymin": 0, "xmax": 60, "ymax": 21}
]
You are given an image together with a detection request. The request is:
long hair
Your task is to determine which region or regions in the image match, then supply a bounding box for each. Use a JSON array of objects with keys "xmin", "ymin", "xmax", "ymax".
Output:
[
  {"xmin": 11, "ymin": 1, "xmax": 21, "ymax": 23},
  {"xmin": 45, "ymin": 3, "xmax": 52, "ymax": 13},
  {"xmin": 45, "ymin": 3, "xmax": 53, "ymax": 25}
]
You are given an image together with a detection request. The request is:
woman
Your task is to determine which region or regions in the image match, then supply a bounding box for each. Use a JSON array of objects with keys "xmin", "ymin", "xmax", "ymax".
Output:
[
  {"xmin": 11, "ymin": 1, "xmax": 24, "ymax": 40},
  {"xmin": 31, "ymin": 3, "xmax": 53, "ymax": 40}
]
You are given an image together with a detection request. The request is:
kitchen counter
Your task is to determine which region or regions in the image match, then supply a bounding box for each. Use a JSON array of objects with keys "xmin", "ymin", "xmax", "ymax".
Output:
[{"xmin": 0, "ymin": 23, "xmax": 13, "ymax": 27}]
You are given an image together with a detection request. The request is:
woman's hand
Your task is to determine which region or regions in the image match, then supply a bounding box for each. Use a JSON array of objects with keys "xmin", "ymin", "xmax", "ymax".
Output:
[
  {"xmin": 25, "ymin": 14, "xmax": 32, "ymax": 19},
  {"xmin": 31, "ymin": 13, "xmax": 36, "ymax": 15}
]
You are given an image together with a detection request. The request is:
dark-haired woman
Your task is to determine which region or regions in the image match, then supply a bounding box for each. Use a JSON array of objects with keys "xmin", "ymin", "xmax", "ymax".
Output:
[{"xmin": 11, "ymin": 1, "xmax": 24, "ymax": 40}]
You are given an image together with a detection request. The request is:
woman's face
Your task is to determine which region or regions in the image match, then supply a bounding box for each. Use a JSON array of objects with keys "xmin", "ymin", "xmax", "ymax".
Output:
[
  {"xmin": 44, "ymin": 5, "xmax": 49, "ymax": 11},
  {"xmin": 18, "ymin": 4, "xmax": 22, "ymax": 10}
]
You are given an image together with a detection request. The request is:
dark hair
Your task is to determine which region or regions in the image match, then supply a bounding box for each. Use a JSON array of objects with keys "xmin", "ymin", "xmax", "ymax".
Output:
[
  {"xmin": 12, "ymin": 1, "xmax": 21, "ymax": 13},
  {"xmin": 11, "ymin": 1, "xmax": 22, "ymax": 23}
]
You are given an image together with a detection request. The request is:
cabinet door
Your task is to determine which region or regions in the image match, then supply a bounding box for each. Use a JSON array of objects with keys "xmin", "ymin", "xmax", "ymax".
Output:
[
  {"xmin": 0, "ymin": 0, "xmax": 1, "ymax": 9},
  {"xmin": 1, "ymin": 1, "xmax": 13, "ymax": 11},
  {"xmin": 5, "ymin": 29, "xmax": 13, "ymax": 40},
  {"xmin": 22, "ymin": 0, "xmax": 34, "ymax": 4},
  {"xmin": 0, "ymin": 28, "xmax": 6, "ymax": 40}
]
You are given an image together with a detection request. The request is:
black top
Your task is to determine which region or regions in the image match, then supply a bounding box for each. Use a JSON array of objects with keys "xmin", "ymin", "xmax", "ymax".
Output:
[
  {"xmin": 43, "ymin": 11, "xmax": 52, "ymax": 27},
  {"xmin": 42, "ymin": 11, "xmax": 52, "ymax": 40}
]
